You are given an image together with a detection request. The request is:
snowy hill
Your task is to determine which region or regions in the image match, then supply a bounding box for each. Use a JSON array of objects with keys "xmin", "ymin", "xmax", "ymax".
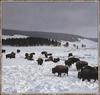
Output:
[
  {"xmin": 2, "ymin": 34, "xmax": 28, "ymax": 39},
  {"xmin": 2, "ymin": 34, "xmax": 98, "ymax": 49},
  {"xmin": 61, "ymin": 38, "xmax": 97, "ymax": 49},
  {"xmin": 2, "ymin": 29, "xmax": 98, "ymax": 42}
]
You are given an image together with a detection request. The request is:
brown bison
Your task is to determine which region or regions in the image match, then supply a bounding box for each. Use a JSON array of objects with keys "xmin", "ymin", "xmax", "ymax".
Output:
[{"xmin": 52, "ymin": 65, "xmax": 68, "ymax": 77}]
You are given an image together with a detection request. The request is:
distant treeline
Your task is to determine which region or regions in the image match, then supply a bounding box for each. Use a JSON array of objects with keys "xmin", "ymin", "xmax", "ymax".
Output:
[{"xmin": 2, "ymin": 37, "xmax": 61, "ymax": 46}]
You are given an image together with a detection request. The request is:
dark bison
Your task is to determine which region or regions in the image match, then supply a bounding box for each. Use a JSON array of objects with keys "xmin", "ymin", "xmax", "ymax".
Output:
[
  {"xmin": 52, "ymin": 65, "xmax": 68, "ymax": 77},
  {"xmin": 30, "ymin": 52, "xmax": 35, "ymax": 56},
  {"xmin": 41, "ymin": 51, "xmax": 52, "ymax": 58},
  {"xmin": 6, "ymin": 52, "xmax": 16, "ymax": 59},
  {"xmin": 78, "ymin": 65, "xmax": 98, "ymax": 81},
  {"xmin": 68, "ymin": 57, "xmax": 80, "ymax": 64},
  {"xmin": 76, "ymin": 61, "xmax": 88, "ymax": 71},
  {"xmin": 17, "ymin": 49, "xmax": 20, "ymax": 53},
  {"xmin": 65, "ymin": 59, "xmax": 73, "ymax": 67},
  {"xmin": 47, "ymin": 53, "xmax": 52, "ymax": 56},
  {"xmin": 41, "ymin": 51, "xmax": 47, "ymax": 55},
  {"xmin": 78, "ymin": 68, "xmax": 98, "ymax": 82},
  {"xmin": 68, "ymin": 53, "xmax": 73, "ymax": 57},
  {"xmin": 37, "ymin": 58, "xmax": 43, "ymax": 65},
  {"xmin": 45, "ymin": 56, "xmax": 53, "ymax": 62},
  {"xmin": 41, "ymin": 51, "xmax": 48, "ymax": 58},
  {"xmin": 53, "ymin": 58, "xmax": 60, "ymax": 63},
  {"xmin": 2, "ymin": 49, "xmax": 6, "ymax": 53},
  {"xmin": 25, "ymin": 53, "xmax": 29, "ymax": 59},
  {"xmin": 25, "ymin": 53, "xmax": 33, "ymax": 60},
  {"xmin": 27, "ymin": 55, "xmax": 33, "ymax": 60},
  {"xmin": 65, "ymin": 57, "xmax": 80, "ymax": 67}
]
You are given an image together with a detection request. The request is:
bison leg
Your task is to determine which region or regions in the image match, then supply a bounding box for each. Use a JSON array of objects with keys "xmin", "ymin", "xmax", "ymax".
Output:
[{"xmin": 58, "ymin": 73, "xmax": 61, "ymax": 77}]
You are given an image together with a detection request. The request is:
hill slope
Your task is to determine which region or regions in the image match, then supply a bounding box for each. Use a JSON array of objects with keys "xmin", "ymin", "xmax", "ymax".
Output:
[{"xmin": 2, "ymin": 29, "xmax": 98, "ymax": 42}]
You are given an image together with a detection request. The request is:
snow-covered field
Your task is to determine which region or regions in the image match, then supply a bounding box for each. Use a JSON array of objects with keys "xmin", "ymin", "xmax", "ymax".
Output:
[{"xmin": 1, "ymin": 39, "xmax": 99, "ymax": 94}]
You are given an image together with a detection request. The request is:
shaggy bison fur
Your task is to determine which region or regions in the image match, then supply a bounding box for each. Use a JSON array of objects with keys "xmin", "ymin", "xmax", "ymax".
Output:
[{"xmin": 65, "ymin": 57, "xmax": 80, "ymax": 67}]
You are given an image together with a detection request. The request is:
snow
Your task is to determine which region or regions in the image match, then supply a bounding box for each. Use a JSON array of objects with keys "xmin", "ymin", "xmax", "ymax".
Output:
[
  {"xmin": 1, "ymin": 39, "xmax": 99, "ymax": 94},
  {"xmin": 2, "ymin": 35, "xmax": 28, "ymax": 39}
]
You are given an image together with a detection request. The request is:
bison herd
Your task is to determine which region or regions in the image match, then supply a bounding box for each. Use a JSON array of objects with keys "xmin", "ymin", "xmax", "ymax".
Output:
[{"xmin": 2, "ymin": 49, "xmax": 98, "ymax": 82}]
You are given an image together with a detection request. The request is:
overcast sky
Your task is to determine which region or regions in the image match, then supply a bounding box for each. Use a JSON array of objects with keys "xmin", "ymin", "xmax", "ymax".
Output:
[{"xmin": 2, "ymin": 2, "xmax": 98, "ymax": 38}]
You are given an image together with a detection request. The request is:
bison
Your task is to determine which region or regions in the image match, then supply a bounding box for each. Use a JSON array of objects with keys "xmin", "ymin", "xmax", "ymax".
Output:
[
  {"xmin": 52, "ymin": 65, "xmax": 68, "ymax": 77},
  {"xmin": 78, "ymin": 68, "xmax": 98, "ymax": 82},
  {"xmin": 47, "ymin": 53, "xmax": 52, "ymax": 56},
  {"xmin": 25, "ymin": 53, "xmax": 29, "ymax": 59},
  {"xmin": 41, "ymin": 51, "xmax": 47, "ymax": 55},
  {"xmin": 37, "ymin": 58, "xmax": 43, "ymax": 65},
  {"xmin": 68, "ymin": 53, "xmax": 73, "ymax": 57},
  {"xmin": 30, "ymin": 52, "xmax": 35, "ymax": 56},
  {"xmin": 65, "ymin": 59, "xmax": 73, "ymax": 67},
  {"xmin": 2, "ymin": 49, "xmax": 6, "ymax": 53},
  {"xmin": 68, "ymin": 57, "xmax": 80, "ymax": 64},
  {"xmin": 53, "ymin": 58, "xmax": 60, "ymax": 63},
  {"xmin": 41, "ymin": 51, "xmax": 52, "ymax": 58},
  {"xmin": 25, "ymin": 53, "xmax": 34, "ymax": 60},
  {"xmin": 45, "ymin": 56, "xmax": 53, "ymax": 62},
  {"xmin": 76, "ymin": 61, "xmax": 88, "ymax": 71},
  {"xmin": 17, "ymin": 49, "xmax": 20, "ymax": 53},
  {"xmin": 65, "ymin": 57, "xmax": 80, "ymax": 67},
  {"xmin": 27, "ymin": 55, "xmax": 33, "ymax": 60},
  {"xmin": 6, "ymin": 52, "xmax": 16, "ymax": 59}
]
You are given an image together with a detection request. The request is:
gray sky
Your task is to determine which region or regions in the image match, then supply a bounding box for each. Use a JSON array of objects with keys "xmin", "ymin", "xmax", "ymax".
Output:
[{"xmin": 2, "ymin": 2, "xmax": 98, "ymax": 38}]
